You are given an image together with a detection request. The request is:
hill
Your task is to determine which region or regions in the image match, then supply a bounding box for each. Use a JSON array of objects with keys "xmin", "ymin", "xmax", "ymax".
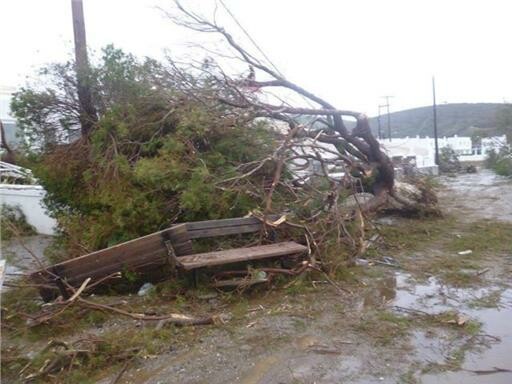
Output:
[{"xmin": 368, "ymin": 103, "xmax": 507, "ymax": 138}]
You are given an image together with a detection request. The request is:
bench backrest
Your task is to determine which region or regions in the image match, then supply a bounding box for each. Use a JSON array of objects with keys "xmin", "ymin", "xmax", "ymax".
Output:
[
  {"xmin": 31, "ymin": 216, "xmax": 280, "ymax": 301},
  {"xmin": 184, "ymin": 216, "xmax": 278, "ymax": 240},
  {"xmin": 32, "ymin": 224, "xmax": 192, "ymax": 301}
]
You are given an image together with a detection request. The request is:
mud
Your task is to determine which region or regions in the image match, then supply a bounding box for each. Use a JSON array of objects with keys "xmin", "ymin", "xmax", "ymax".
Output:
[
  {"xmin": 94, "ymin": 169, "xmax": 512, "ymax": 383},
  {"xmin": 3, "ymin": 170, "xmax": 512, "ymax": 383}
]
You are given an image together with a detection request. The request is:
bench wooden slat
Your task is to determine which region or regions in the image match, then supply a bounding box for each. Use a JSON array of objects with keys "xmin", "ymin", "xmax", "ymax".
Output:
[
  {"xmin": 185, "ymin": 215, "xmax": 279, "ymax": 239},
  {"xmin": 178, "ymin": 241, "xmax": 307, "ymax": 270},
  {"xmin": 186, "ymin": 216, "xmax": 263, "ymax": 230},
  {"xmin": 30, "ymin": 224, "xmax": 192, "ymax": 301},
  {"xmin": 187, "ymin": 223, "xmax": 263, "ymax": 239}
]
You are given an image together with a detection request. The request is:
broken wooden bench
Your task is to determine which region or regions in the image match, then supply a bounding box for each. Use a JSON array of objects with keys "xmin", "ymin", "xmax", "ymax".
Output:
[{"xmin": 30, "ymin": 216, "xmax": 308, "ymax": 301}]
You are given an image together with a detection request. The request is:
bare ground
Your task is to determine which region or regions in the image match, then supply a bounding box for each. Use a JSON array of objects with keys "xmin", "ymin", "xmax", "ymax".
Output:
[{"xmin": 2, "ymin": 169, "xmax": 512, "ymax": 384}]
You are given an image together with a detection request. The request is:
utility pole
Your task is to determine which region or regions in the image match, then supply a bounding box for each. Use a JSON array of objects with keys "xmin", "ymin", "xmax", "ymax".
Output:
[
  {"xmin": 377, "ymin": 104, "xmax": 386, "ymax": 140},
  {"xmin": 381, "ymin": 96, "xmax": 393, "ymax": 141},
  {"xmin": 377, "ymin": 108, "xmax": 382, "ymax": 140},
  {"xmin": 432, "ymin": 77, "xmax": 439, "ymax": 165},
  {"xmin": 71, "ymin": 0, "xmax": 97, "ymax": 136}
]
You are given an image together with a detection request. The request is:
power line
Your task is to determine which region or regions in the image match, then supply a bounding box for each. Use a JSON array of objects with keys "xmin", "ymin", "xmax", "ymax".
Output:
[
  {"xmin": 381, "ymin": 95, "xmax": 394, "ymax": 141},
  {"xmin": 217, "ymin": 0, "xmax": 316, "ymax": 110},
  {"xmin": 218, "ymin": 0, "xmax": 283, "ymax": 77}
]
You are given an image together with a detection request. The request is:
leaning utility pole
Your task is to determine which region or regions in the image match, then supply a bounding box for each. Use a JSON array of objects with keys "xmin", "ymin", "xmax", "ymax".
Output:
[
  {"xmin": 432, "ymin": 77, "xmax": 440, "ymax": 165},
  {"xmin": 71, "ymin": 0, "xmax": 97, "ymax": 136}
]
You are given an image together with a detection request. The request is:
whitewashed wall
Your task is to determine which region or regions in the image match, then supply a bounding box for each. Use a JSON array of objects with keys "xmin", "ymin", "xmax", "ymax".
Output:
[
  {"xmin": 379, "ymin": 135, "xmax": 508, "ymax": 165},
  {"xmin": 0, "ymin": 184, "xmax": 56, "ymax": 235}
]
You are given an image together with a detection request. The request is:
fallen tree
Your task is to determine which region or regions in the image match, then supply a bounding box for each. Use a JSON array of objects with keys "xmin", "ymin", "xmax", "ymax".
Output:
[
  {"xmin": 10, "ymin": 4, "xmax": 439, "ymax": 274},
  {"xmin": 164, "ymin": 2, "xmax": 440, "ymax": 249},
  {"xmin": 166, "ymin": 1, "xmax": 441, "ymax": 218}
]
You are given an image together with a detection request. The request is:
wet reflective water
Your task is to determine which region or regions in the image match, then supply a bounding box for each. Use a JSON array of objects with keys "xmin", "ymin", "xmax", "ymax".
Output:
[
  {"xmin": 364, "ymin": 271, "xmax": 512, "ymax": 383},
  {"xmin": 422, "ymin": 287, "xmax": 512, "ymax": 383}
]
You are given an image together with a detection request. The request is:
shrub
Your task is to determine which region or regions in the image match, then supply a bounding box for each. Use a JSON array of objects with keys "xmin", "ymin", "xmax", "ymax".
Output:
[
  {"xmin": 0, "ymin": 204, "xmax": 37, "ymax": 240},
  {"xmin": 485, "ymin": 148, "xmax": 512, "ymax": 177},
  {"xmin": 11, "ymin": 47, "xmax": 281, "ymax": 259}
]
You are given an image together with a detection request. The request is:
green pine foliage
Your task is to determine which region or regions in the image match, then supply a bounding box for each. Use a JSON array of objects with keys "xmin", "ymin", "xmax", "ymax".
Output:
[{"xmin": 11, "ymin": 46, "xmax": 280, "ymax": 259}]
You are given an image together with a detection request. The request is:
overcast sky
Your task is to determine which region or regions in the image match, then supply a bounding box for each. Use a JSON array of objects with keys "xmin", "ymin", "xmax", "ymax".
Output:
[{"xmin": 2, "ymin": 0, "xmax": 512, "ymax": 115}]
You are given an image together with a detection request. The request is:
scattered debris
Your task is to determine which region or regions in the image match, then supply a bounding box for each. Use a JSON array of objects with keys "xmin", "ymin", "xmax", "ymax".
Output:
[
  {"xmin": 355, "ymin": 256, "xmax": 400, "ymax": 268},
  {"xmin": 20, "ymin": 337, "xmax": 137, "ymax": 383},
  {"xmin": 464, "ymin": 367, "xmax": 512, "ymax": 375},
  {"xmin": 137, "ymin": 282, "xmax": 155, "ymax": 296},
  {"xmin": 458, "ymin": 250, "xmax": 473, "ymax": 255},
  {"xmin": 465, "ymin": 165, "xmax": 478, "ymax": 174},
  {"xmin": 444, "ymin": 313, "xmax": 470, "ymax": 326},
  {"xmin": 355, "ymin": 258, "xmax": 370, "ymax": 266},
  {"xmin": 0, "ymin": 259, "xmax": 5, "ymax": 293},
  {"xmin": 476, "ymin": 268, "xmax": 491, "ymax": 276},
  {"xmin": 307, "ymin": 344, "xmax": 341, "ymax": 355}
]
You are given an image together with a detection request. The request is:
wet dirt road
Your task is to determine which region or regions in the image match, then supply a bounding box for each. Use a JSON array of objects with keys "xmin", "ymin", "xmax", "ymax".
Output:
[
  {"xmin": 4, "ymin": 171, "xmax": 510, "ymax": 384},
  {"xmin": 438, "ymin": 168, "xmax": 512, "ymax": 222}
]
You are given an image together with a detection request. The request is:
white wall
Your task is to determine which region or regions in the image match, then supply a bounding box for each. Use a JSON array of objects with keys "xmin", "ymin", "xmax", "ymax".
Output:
[
  {"xmin": 379, "ymin": 135, "xmax": 508, "ymax": 165},
  {"xmin": 0, "ymin": 184, "xmax": 56, "ymax": 235}
]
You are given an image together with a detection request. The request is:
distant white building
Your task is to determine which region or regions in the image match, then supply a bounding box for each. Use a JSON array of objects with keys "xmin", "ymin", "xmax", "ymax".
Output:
[{"xmin": 378, "ymin": 135, "xmax": 508, "ymax": 167}]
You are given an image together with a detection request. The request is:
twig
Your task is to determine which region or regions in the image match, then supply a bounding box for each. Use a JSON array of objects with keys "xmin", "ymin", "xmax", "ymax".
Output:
[
  {"xmin": 476, "ymin": 268, "xmax": 490, "ymax": 276},
  {"xmin": 464, "ymin": 367, "xmax": 512, "ymax": 375},
  {"xmin": 77, "ymin": 297, "xmax": 214, "ymax": 325},
  {"xmin": 67, "ymin": 277, "xmax": 90, "ymax": 302},
  {"xmin": 110, "ymin": 360, "xmax": 131, "ymax": 384},
  {"xmin": 307, "ymin": 265, "xmax": 352, "ymax": 294}
]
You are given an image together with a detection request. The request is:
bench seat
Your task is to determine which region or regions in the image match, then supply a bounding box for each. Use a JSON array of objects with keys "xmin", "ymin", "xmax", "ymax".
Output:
[{"xmin": 178, "ymin": 241, "xmax": 307, "ymax": 271}]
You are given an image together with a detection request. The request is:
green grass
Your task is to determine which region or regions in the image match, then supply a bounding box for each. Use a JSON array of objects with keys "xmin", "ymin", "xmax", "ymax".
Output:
[
  {"xmin": 377, "ymin": 216, "xmax": 457, "ymax": 251},
  {"xmin": 445, "ymin": 220, "xmax": 512, "ymax": 255},
  {"xmin": 467, "ymin": 290, "xmax": 504, "ymax": 309},
  {"xmin": 355, "ymin": 308, "xmax": 482, "ymax": 348},
  {"xmin": 375, "ymin": 217, "xmax": 511, "ymax": 287}
]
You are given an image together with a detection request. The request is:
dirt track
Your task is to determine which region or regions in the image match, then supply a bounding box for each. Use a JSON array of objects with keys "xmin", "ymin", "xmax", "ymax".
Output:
[
  {"xmin": 96, "ymin": 170, "xmax": 512, "ymax": 384},
  {"xmin": 2, "ymin": 170, "xmax": 511, "ymax": 384}
]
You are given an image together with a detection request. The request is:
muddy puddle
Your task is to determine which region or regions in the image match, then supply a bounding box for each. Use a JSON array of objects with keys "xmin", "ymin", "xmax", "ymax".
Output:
[
  {"xmin": 368, "ymin": 272, "xmax": 512, "ymax": 383},
  {"xmin": 108, "ymin": 270, "xmax": 511, "ymax": 384}
]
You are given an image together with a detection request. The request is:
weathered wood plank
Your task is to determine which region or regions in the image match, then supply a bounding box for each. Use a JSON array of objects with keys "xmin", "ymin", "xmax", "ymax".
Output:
[
  {"xmin": 187, "ymin": 224, "xmax": 263, "ymax": 239},
  {"xmin": 179, "ymin": 241, "xmax": 307, "ymax": 270},
  {"xmin": 185, "ymin": 216, "xmax": 263, "ymax": 230},
  {"xmin": 46, "ymin": 227, "xmax": 175, "ymax": 278},
  {"xmin": 185, "ymin": 215, "xmax": 280, "ymax": 239},
  {"xmin": 30, "ymin": 224, "xmax": 191, "ymax": 300},
  {"xmin": 166, "ymin": 224, "xmax": 193, "ymax": 256}
]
